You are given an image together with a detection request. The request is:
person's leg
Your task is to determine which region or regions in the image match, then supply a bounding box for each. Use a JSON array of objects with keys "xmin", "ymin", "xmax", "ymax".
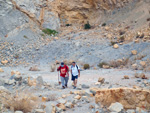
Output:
[
  {"xmin": 60, "ymin": 76, "xmax": 65, "ymax": 88},
  {"xmin": 64, "ymin": 77, "xmax": 69, "ymax": 87},
  {"xmin": 74, "ymin": 75, "xmax": 78, "ymax": 88}
]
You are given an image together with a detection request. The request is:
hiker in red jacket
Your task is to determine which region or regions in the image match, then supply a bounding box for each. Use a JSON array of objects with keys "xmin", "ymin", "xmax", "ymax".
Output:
[{"xmin": 57, "ymin": 62, "xmax": 69, "ymax": 89}]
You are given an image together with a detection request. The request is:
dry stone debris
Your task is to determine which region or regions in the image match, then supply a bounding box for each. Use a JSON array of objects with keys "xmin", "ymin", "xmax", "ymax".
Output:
[
  {"xmin": 124, "ymin": 75, "xmax": 129, "ymax": 79},
  {"xmin": 131, "ymin": 50, "xmax": 137, "ymax": 55},
  {"xmin": 98, "ymin": 77, "xmax": 105, "ymax": 84},
  {"xmin": 0, "ymin": 68, "xmax": 4, "ymax": 72},
  {"xmin": 113, "ymin": 44, "xmax": 119, "ymax": 49}
]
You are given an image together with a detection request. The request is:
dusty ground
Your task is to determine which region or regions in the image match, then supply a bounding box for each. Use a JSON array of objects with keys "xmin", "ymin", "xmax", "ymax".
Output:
[{"xmin": 1, "ymin": 66, "xmax": 150, "ymax": 112}]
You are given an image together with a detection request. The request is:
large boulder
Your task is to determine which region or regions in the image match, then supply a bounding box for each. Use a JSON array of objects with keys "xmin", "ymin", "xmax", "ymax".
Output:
[{"xmin": 95, "ymin": 88, "xmax": 150, "ymax": 109}]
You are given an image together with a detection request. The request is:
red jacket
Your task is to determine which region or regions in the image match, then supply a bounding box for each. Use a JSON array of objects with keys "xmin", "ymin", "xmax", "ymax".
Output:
[{"xmin": 57, "ymin": 65, "xmax": 69, "ymax": 77}]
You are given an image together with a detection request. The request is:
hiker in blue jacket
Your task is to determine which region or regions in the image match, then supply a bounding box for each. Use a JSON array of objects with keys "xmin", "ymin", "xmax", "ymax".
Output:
[{"xmin": 70, "ymin": 62, "xmax": 80, "ymax": 89}]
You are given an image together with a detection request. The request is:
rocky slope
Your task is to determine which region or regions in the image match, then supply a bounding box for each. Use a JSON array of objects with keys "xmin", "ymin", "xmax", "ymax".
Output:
[{"xmin": 0, "ymin": 0, "xmax": 150, "ymax": 71}]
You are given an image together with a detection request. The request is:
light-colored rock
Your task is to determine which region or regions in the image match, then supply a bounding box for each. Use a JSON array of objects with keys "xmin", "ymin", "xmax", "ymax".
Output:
[
  {"xmin": 126, "ymin": 109, "xmax": 135, "ymax": 113},
  {"xmin": 103, "ymin": 65, "xmax": 110, "ymax": 69},
  {"xmin": 124, "ymin": 75, "xmax": 129, "ymax": 79},
  {"xmin": 81, "ymin": 96, "xmax": 90, "ymax": 103},
  {"xmin": 0, "ymin": 68, "xmax": 4, "ymax": 72},
  {"xmin": 98, "ymin": 77, "xmax": 105, "ymax": 83},
  {"xmin": 140, "ymin": 73, "xmax": 147, "ymax": 79},
  {"xmin": 90, "ymin": 87, "xmax": 100, "ymax": 95},
  {"xmin": 1, "ymin": 60, "xmax": 8, "ymax": 64},
  {"xmin": 108, "ymin": 102, "xmax": 123, "ymax": 112},
  {"xmin": 95, "ymin": 88, "xmax": 150, "ymax": 109},
  {"xmin": 131, "ymin": 50, "xmax": 137, "ymax": 55},
  {"xmin": 113, "ymin": 44, "xmax": 119, "ymax": 49},
  {"xmin": 56, "ymin": 103, "xmax": 66, "ymax": 110},
  {"xmin": 15, "ymin": 111, "xmax": 23, "ymax": 113},
  {"xmin": 74, "ymin": 95, "xmax": 81, "ymax": 100},
  {"xmin": 140, "ymin": 61, "xmax": 146, "ymax": 67},
  {"xmin": 34, "ymin": 109, "xmax": 45, "ymax": 113},
  {"xmin": 132, "ymin": 64, "xmax": 138, "ymax": 70},
  {"xmin": 65, "ymin": 102, "xmax": 73, "ymax": 108}
]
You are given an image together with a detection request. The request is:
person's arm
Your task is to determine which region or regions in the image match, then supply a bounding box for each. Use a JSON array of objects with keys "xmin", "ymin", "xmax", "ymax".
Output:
[
  {"xmin": 57, "ymin": 66, "xmax": 60, "ymax": 71},
  {"xmin": 78, "ymin": 69, "xmax": 80, "ymax": 77}
]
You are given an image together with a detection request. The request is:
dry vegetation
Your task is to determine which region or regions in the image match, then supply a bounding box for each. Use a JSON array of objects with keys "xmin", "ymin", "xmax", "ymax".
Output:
[{"xmin": 1, "ymin": 92, "xmax": 40, "ymax": 112}]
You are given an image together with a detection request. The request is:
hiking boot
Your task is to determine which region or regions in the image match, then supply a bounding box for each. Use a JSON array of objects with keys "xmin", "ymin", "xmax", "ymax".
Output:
[
  {"xmin": 62, "ymin": 86, "xmax": 65, "ymax": 89},
  {"xmin": 73, "ymin": 86, "xmax": 76, "ymax": 89},
  {"xmin": 65, "ymin": 84, "xmax": 68, "ymax": 88}
]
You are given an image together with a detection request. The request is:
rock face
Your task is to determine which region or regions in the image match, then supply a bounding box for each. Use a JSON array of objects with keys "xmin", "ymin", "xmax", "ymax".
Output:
[
  {"xmin": 50, "ymin": 0, "xmax": 139, "ymax": 25},
  {"xmin": 95, "ymin": 88, "xmax": 150, "ymax": 109}
]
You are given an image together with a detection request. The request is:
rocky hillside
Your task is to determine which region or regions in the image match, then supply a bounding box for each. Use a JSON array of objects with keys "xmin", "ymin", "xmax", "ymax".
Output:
[{"xmin": 0, "ymin": 0, "xmax": 150, "ymax": 71}]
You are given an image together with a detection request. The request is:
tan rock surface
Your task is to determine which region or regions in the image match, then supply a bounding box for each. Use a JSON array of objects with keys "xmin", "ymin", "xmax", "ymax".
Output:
[{"xmin": 95, "ymin": 88, "xmax": 150, "ymax": 109}]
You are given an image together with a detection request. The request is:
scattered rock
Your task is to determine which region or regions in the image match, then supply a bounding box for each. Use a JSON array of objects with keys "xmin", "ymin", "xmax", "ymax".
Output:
[
  {"xmin": 131, "ymin": 50, "xmax": 137, "ymax": 55},
  {"xmin": 34, "ymin": 109, "xmax": 45, "ymax": 113},
  {"xmin": 113, "ymin": 44, "xmax": 119, "ymax": 49},
  {"xmin": 29, "ymin": 66, "xmax": 40, "ymax": 71},
  {"xmin": 132, "ymin": 64, "xmax": 138, "ymax": 70},
  {"xmin": 1, "ymin": 60, "xmax": 8, "ymax": 64},
  {"xmin": 65, "ymin": 102, "xmax": 74, "ymax": 108},
  {"xmin": 98, "ymin": 77, "xmax": 105, "ymax": 84},
  {"xmin": 0, "ymin": 68, "xmax": 4, "ymax": 72},
  {"xmin": 14, "ymin": 75, "xmax": 22, "ymax": 81},
  {"xmin": 124, "ymin": 75, "xmax": 129, "ymax": 79},
  {"xmin": 81, "ymin": 84, "xmax": 90, "ymax": 89},
  {"xmin": 15, "ymin": 111, "xmax": 23, "ymax": 113},
  {"xmin": 74, "ymin": 95, "xmax": 81, "ymax": 100},
  {"xmin": 81, "ymin": 96, "xmax": 90, "ymax": 103},
  {"xmin": 140, "ymin": 61, "xmax": 146, "ymax": 67},
  {"xmin": 90, "ymin": 87, "xmax": 100, "ymax": 96},
  {"xmin": 108, "ymin": 102, "xmax": 123, "ymax": 112},
  {"xmin": 140, "ymin": 73, "xmax": 147, "ymax": 79},
  {"xmin": 56, "ymin": 103, "xmax": 66, "ymax": 111},
  {"xmin": 135, "ymin": 73, "xmax": 140, "ymax": 78},
  {"xmin": 126, "ymin": 109, "xmax": 135, "ymax": 113},
  {"xmin": 102, "ymin": 65, "xmax": 110, "ymax": 69}
]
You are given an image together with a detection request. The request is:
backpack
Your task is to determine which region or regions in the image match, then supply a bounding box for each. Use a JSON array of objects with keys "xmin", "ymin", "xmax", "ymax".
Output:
[{"xmin": 71, "ymin": 65, "xmax": 78, "ymax": 70}]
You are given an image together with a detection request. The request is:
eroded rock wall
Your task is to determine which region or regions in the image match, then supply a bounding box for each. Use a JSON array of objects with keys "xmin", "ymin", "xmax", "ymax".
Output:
[{"xmin": 95, "ymin": 88, "xmax": 150, "ymax": 109}]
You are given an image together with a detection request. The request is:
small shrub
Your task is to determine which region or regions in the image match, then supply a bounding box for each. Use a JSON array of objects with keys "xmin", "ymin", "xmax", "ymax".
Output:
[
  {"xmin": 98, "ymin": 62, "xmax": 108, "ymax": 68},
  {"xmin": 83, "ymin": 64, "xmax": 90, "ymax": 70},
  {"xmin": 102, "ymin": 23, "xmax": 106, "ymax": 26},
  {"xmin": 23, "ymin": 35, "xmax": 28, "ymax": 39},
  {"xmin": 109, "ymin": 58, "xmax": 129, "ymax": 68},
  {"xmin": 42, "ymin": 28, "xmax": 58, "ymax": 36},
  {"xmin": 120, "ymin": 36, "xmax": 125, "ymax": 42},
  {"xmin": 110, "ymin": 41, "xmax": 117, "ymax": 46},
  {"xmin": 66, "ymin": 24, "xmax": 72, "ymax": 26},
  {"xmin": 84, "ymin": 22, "xmax": 91, "ymax": 30},
  {"xmin": 1, "ymin": 92, "xmax": 39, "ymax": 113},
  {"xmin": 119, "ymin": 31, "xmax": 125, "ymax": 36},
  {"xmin": 40, "ymin": 34, "xmax": 45, "ymax": 37}
]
